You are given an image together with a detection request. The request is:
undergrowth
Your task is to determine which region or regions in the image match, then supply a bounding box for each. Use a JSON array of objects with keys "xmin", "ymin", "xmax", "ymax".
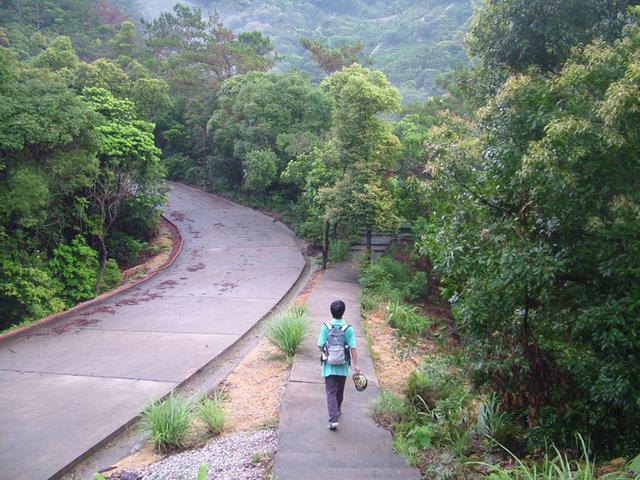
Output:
[{"xmin": 360, "ymin": 252, "xmax": 640, "ymax": 479}]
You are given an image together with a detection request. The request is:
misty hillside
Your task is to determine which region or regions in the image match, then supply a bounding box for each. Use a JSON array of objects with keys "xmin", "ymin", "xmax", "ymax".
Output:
[{"xmin": 139, "ymin": 0, "xmax": 473, "ymax": 102}]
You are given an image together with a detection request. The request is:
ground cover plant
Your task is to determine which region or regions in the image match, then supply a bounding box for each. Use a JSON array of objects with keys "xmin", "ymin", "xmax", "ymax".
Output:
[{"xmin": 362, "ymin": 249, "xmax": 640, "ymax": 478}]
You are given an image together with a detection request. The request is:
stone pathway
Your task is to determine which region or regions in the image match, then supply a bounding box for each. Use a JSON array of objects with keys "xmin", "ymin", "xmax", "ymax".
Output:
[
  {"xmin": 273, "ymin": 262, "xmax": 420, "ymax": 479},
  {"xmin": 0, "ymin": 183, "xmax": 305, "ymax": 480}
]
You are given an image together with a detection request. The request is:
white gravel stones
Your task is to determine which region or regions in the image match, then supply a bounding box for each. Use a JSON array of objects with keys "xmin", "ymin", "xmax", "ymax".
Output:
[{"xmin": 132, "ymin": 429, "xmax": 277, "ymax": 480}]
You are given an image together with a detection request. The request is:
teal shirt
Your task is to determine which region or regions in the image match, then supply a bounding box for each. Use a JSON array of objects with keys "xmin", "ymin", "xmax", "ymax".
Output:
[{"xmin": 317, "ymin": 318, "xmax": 356, "ymax": 377}]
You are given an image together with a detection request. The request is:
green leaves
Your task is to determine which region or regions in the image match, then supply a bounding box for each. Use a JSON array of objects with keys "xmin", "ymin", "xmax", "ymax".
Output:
[
  {"xmin": 467, "ymin": 0, "xmax": 637, "ymax": 73},
  {"xmin": 243, "ymin": 149, "xmax": 278, "ymax": 194},
  {"xmin": 208, "ymin": 71, "xmax": 331, "ymax": 190},
  {"xmin": 318, "ymin": 65, "xmax": 402, "ymax": 231},
  {"xmin": 49, "ymin": 236, "xmax": 99, "ymax": 304},
  {"xmin": 422, "ymin": 21, "xmax": 640, "ymax": 454}
]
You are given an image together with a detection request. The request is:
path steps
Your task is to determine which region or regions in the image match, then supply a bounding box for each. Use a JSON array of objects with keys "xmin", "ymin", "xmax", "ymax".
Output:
[{"xmin": 273, "ymin": 262, "xmax": 420, "ymax": 480}]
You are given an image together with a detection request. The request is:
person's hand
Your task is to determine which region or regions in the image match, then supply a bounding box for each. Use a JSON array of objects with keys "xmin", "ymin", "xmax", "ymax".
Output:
[{"xmin": 354, "ymin": 365, "xmax": 361, "ymax": 374}]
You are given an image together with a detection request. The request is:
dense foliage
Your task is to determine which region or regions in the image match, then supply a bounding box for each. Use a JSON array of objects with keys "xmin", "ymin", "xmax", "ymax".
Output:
[
  {"xmin": 0, "ymin": 1, "xmax": 277, "ymax": 330},
  {"xmin": 418, "ymin": 2, "xmax": 640, "ymax": 457}
]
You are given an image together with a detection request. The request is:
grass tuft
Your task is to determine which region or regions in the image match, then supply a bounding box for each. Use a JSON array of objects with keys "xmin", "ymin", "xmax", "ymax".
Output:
[
  {"xmin": 473, "ymin": 435, "xmax": 635, "ymax": 479},
  {"xmin": 141, "ymin": 393, "xmax": 193, "ymax": 452},
  {"xmin": 386, "ymin": 300, "xmax": 430, "ymax": 336},
  {"xmin": 197, "ymin": 394, "xmax": 225, "ymax": 435},
  {"xmin": 266, "ymin": 305, "xmax": 309, "ymax": 361}
]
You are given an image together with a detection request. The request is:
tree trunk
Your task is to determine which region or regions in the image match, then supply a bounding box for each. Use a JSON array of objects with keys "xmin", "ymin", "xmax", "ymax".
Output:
[
  {"xmin": 95, "ymin": 233, "xmax": 108, "ymax": 294},
  {"xmin": 366, "ymin": 227, "xmax": 372, "ymax": 262},
  {"xmin": 322, "ymin": 221, "xmax": 330, "ymax": 270}
]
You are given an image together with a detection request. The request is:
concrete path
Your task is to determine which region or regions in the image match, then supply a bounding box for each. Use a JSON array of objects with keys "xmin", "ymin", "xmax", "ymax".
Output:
[
  {"xmin": 273, "ymin": 262, "xmax": 420, "ymax": 480},
  {"xmin": 0, "ymin": 183, "xmax": 305, "ymax": 480}
]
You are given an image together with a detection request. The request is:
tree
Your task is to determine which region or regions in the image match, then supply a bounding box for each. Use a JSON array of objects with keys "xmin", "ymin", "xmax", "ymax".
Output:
[
  {"xmin": 142, "ymin": 3, "xmax": 275, "ymax": 183},
  {"xmin": 142, "ymin": 3, "xmax": 274, "ymax": 93},
  {"xmin": 31, "ymin": 35, "xmax": 79, "ymax": 71},
  {"xmin": 319, "ymin": 64, "xmax": 402, "ymax": 259},
  {"xmin": 207, "ymin": 71, "xmax": 331, "ymax": 190},
  {"xmin": 421, "ymin": 22, "xmax": 640, "ymax": 454},
  {"xmin": 82, "ymin": 87, "xmax": 163, "ymax": 289},
  {"xmin": 0, "ymin": 47, "xmax": 100, "ymax": 327},
  {"xmin": 242, "ymin": 149, "xmax": 278, "ymax": 197},
  {"xmin": 467, "ymin": 0, "xmax": 639, "ymax": 72},
  {"xmin": 301, "ymin": 38, "xmax": 367, "ymax": 74}
]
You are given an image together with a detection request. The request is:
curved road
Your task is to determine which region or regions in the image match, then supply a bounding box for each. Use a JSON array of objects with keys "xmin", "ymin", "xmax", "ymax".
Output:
[{"xmin": 0, "ymin": 183, "xmax": 305, "ymax": 480}]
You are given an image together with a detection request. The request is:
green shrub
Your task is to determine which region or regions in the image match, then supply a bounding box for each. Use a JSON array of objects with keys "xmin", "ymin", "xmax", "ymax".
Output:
[
  {"xmin": 49, "ymin": 235, "xmax": 98, "ymax": 304},
  {"xmin": 393, "ymin": 424, "xmax": 435, "ymax": 466},
  {"xmin": 266, "ymin": 305, "xmax": 309, "ymax": 361},
  {"xmin": 197, "ymin": 396, "xmax": 225, "ymax": 435},
  {"xmin": 477, "ymin": 393, "xmax": 521, "ymax": 449},
  {"xmin": 360, "ymin": 257, "xmax": 410, "ymax": 293},
  {"xmin": 329, "ymin": 239, "xmax": 352, "ymax": 263},
  {"xmin": 359, "ymin": 256, "xmax": 430, "ymax": 303},
  {"xmin": 106, "ymin": 230, "xmax": 146, "ymax": 267},
  {"xmin": 97, "ymin": 259, "xmax": 122, "ymax": 293},
  {"xmin": 142, "ymin": 393, "xmax": 193, "ymax": 451},
  {"xmin": 114, "ymin": 195, "xmax": 162, "ymax": 243},
  {"xmin": 386, "ymin": 300, "xmax": 430, "ymax": 336},
  {"xmin": 402, "ymin": 271, "xmax": 429, "ymax": 300},
  {"xmin": 406, "ymin": 359, "xmax": 462, "ymax": 411},
  {"xmin": 163, "ymin": 153, "xmax": 191, "ymax": 180},
  {"xmin": 0, "ymin": 253, "xmax": 64, "ymax": 330},
  {"xmin": 360, "ymin": 289, "xmax": 384, "ymax": 312},
  {"xmin": 393, "ymin": 431, "xmax": 421, "ymax": 466}
]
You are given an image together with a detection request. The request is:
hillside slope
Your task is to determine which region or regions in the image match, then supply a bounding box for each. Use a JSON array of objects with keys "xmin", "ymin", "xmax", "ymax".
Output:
[{"xmin": 139, "ymin": 0, "xmax": 473, "ymax": 102}]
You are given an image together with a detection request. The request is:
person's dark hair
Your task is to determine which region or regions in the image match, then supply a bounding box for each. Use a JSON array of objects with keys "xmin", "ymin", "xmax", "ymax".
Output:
[{"xmin": 330, "ymin": 300, "xmax": 345, "ymax": 319}]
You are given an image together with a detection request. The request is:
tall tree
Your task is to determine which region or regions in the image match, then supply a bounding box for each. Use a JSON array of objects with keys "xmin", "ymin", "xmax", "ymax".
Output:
[
  {"xmin": 422, "ymin": 22, "xmax": 640, "ymax": 454},
  {"xmin": 207, "ymin": 71, "xmax": 331, "ymax": 190},
  {"xmin": 301, "ymin": 38, "xmax": 367, "ymax": 74},
  {"xmin": 467, "ymin": 0, "xmax": 639, "ymax": 72},
  {"xmin": 320, "ymin": 64, "xmax": 402, "ymax": 255},
  {"xmin": 82, "ymin": 87, "xmax": 163, "ymax": 288}
]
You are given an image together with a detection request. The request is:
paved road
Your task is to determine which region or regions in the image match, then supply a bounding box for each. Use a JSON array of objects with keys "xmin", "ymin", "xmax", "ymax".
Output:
[
  {"xmin": 0, "ymin": 183, "xmax": 305, "ymax": 480},
  {"xmin": 273, "ymin": 262, "xmax": 419, "ymax": 480}
]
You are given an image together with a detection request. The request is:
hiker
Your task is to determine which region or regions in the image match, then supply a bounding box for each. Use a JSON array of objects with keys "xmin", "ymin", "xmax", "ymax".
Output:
[{"xmin": 317, "ymin": 299, "xmax": 360, "ymax": 430}]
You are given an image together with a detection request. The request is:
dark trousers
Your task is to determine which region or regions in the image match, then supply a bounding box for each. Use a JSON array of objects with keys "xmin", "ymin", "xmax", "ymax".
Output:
[{"xmin": 324, "ymin": 375, "xmax": 347, "ymax": 422}]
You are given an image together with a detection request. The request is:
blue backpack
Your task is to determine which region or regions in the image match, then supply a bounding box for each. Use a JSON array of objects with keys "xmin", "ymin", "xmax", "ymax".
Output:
[{"xmin": 323, "ymin": 322, "xmax": 352, "ymax": 366}]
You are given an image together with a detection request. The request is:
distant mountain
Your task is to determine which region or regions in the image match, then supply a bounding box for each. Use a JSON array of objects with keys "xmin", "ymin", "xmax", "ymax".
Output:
[{"xmin": 144, "ymin": 0, "xmax": 473, "ymax": 103}]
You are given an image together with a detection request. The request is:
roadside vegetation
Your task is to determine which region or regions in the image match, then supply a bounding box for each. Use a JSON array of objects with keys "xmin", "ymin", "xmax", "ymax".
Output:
[
  {"xmin": 361, "ymin": 248, "xmax": 640, "ymax": 478},
  {"xmin": 266, "ymin": 305, "xmax": 310, "ymax": 362},
  {"xmin": 141, "ymin": 391, "xmax": 227, "ymax": 453}
]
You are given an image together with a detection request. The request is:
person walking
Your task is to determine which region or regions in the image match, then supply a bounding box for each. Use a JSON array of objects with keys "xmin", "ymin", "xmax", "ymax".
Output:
[{"xmin": 317, "ymin": 299, "xmax": 360, "ymax": 430}]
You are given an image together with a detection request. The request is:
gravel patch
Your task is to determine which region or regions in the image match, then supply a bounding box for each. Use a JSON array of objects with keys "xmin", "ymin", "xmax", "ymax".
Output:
[{"xmin": 122, "ymin": 429, "xmax": 277, "ymax": 480}]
